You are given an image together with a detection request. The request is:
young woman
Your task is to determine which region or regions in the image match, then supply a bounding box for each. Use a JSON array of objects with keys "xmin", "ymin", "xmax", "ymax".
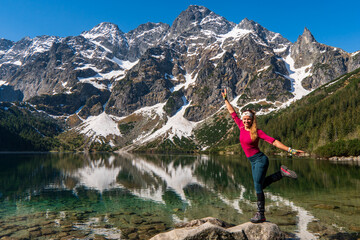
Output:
[{"xmin": 221, "ymin": 89, "xmax": 304, "ymax": 223}]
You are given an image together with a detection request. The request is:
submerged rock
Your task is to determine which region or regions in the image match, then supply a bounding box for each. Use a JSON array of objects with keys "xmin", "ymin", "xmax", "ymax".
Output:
[
  {"xmin": 150, "ymin": 217, "xmax": 285, "ymax": 240},
  {"xmin": 313, "ymin": 204, "xmax": 339, "ymax": 210}
]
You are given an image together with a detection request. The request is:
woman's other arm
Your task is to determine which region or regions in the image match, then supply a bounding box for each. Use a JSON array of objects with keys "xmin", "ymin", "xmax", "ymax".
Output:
[{"xmin": 272, "ymin": 140, "xmax": 305, "ymax": 156}]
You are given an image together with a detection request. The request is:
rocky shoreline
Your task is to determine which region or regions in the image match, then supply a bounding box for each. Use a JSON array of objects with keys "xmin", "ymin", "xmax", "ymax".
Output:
[
  {"xmin": 0, "ymin": 213, "xmax": 358, "ymax": 240},
  {"xmin": 272, "ymin": 152, "xmax": 360, "ymax": 165},
  {"xmin": 150, "ymin": 217, "xmax": 285, "ymax": 240},
  {"xmin": 318, "ymin": 155, "xmax": 360, "ymax": 165}
]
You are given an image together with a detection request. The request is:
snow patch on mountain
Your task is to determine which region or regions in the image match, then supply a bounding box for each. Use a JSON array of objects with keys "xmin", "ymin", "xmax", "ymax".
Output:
[
  {"xmin": 173, "ymin": 72, "xmax": 198, "ymax": 91},
  {"xmin": 78, "ymin": 76, "xmax": 108, "ymax": 90},
  {"xmin": 273, "ymin": 46, "xmax": 288, "ymax": 53},
  {"xmin": 257, "ymin": 65, "xmax": 270, "ymax": 72},
  {"xmin": 74, "ymin": 60, "xmax": 137, "ymax": 90},
  {"xmin": 112, "ymin": 57, "xmax": 138, "ymax": 70},
  {"xmin": 218, "ymin": 26, "xmax": 252, "ymax": 46},
  {"xmin": 210, "ymin": 50, "xmax": 226, "ymax": 60},
  {"xmin": 134, "ymin": 99, "xmax": 196, "ymax": 144},
  {"xmin": 79, "ymin": 112, "xmax": 122, "ymax": 138},
  {"xmin": 133, "ymin": 102, "xmax": 166, "ymax": 120},
  {"xmin": 282, "ymin": 54, "xmax": 312, "ymax": 101},
  {"xmin": 0, "ymin": 80, "xmax": 8, "ymax": 86},
  {"xmin": 351, "ymin": 50, "xmax": 360, "ymax": 57},
  {"xmin": 24, "ymin": 36, "xmax": 59, "ymax": 56},
  {"xmin": 0, "ymin": 60, "xmax": 22, "ymax": 66}
]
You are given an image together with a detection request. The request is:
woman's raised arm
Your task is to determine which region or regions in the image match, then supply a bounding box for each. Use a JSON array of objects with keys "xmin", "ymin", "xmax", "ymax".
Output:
[{"xmin": 221, "ymin": 89, "xmax": 235, "ymax": 114}]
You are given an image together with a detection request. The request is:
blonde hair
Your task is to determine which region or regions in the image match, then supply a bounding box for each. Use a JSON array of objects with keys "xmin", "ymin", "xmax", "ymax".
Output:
[{"xmin": 244, "ymin": 109, "xmax": 258, "ymax": 141}]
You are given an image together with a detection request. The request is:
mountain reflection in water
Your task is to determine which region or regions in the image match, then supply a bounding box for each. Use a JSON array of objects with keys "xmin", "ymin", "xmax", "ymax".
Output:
[{"xmin": 0, "ymin": 152, "xmax": 359, "ymax": 239}]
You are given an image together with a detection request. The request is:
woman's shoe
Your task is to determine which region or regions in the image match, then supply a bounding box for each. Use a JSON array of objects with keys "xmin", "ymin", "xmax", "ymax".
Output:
[
  {"xmin": 280, "ymin": 165, "xmax": 297, "ymax": 179},
  {"xmin": 250, "ymin": 201, "xmax": 266, "ymax": 223},
  {"xmin": 250, "ymin": 211, "xmax": 266, "ymax": 223}
]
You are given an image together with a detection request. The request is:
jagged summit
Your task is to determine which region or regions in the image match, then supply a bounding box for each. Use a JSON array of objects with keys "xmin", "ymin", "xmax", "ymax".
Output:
[
  {"xmin": 127, "ymin": 22, "xmax": 169, "ymax": 36},
  {"xmin": 238, "ymin": 18, "xmax": 257, "ymax": 30},
  {"xmin": 167, "ymin": 5, "xmax": 234, "ymax": 39},
  {"xmin": 236, "ymin": 18, "xmax": 291, "ymax": 48},
  {"xmin": 185, "ymin": 5, "xmax": 211, "ymax": 14},
  {"xmin": 81, "ymin": 22, "xmax": 124, "ymax": 39},
  {"xmin": 298, "ymin": 27, "xmax": 317, "ymax": 44},
  {"xmin": 80, "ymin": 22, "xmax": 128, "ymax": 59},
  {"xmin": 0, "ymin": 38, "xmax": 14, "ymax": 51}
]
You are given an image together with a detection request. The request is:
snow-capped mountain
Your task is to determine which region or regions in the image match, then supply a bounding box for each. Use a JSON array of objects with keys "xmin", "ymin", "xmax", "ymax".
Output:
[{"xmin": 0, "ymin": 5, "xmax": 359, "ymax": 150}]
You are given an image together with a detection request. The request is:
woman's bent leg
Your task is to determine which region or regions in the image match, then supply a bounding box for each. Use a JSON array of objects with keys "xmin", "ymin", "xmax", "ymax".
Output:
[{"xmin": 263, "ymin": 165, "xmax": 298, "ymax": 189}]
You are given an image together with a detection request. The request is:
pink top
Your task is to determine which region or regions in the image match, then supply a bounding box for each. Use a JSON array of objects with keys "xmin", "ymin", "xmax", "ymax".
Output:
[{"xmin": 231, "ymin": 112, "xmax": 275, "ymax": 158}]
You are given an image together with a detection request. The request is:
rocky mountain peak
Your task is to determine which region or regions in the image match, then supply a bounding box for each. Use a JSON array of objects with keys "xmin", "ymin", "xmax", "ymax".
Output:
[
  {"xmin": 126, "ymin": 22, "xmax": 170, "ymax": 39},
  {"xmin": 238, "ymin": 18, "xmax": 257, "ymax": 30},
  {"xmin": 81, "ymin": 22, "xmax": 126, "ymax": 43},
  {"xmin": 186, "ymin": 5, "xmax": 210, "ymax": 14},
  {"xmin": 3, "ymin": 36, "xmax": 32, "ymax": 57},
  {"xmin": 0, "ymin": 38, "xmax": 14, "ymax": 52},
  {"xmin": 81, "ymin": 22, "xmax": 128, "ymax": 59},
  {"xmin": 83, "ymin": 22, "xmax": 123, "ymax": 35},
  {"xmin": 299, "ymin": 27, "xmax": 317, "ymax": 44},
  {"xmin": 290, "ymin": 27, "xmax": 319, "ymax": 68},
  {"xmin": 167, "ymin": 5, "xmax": 234, "ymax": 39},
  {"xmin": 237, "ymin": 18, "xmax": 290, "ymax": 48}
]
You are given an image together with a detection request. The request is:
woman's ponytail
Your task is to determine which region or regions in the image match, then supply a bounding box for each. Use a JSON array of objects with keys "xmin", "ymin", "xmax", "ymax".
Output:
[{"xmin": 248, "ymin": 110, "xmax": 258, "ymax": 141}]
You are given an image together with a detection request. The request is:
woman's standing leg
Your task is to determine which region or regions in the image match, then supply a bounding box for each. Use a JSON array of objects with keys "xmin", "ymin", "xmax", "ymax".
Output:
[{"xmin": 249, "ymin": 153, "xmax": 269, "ymax": 223}]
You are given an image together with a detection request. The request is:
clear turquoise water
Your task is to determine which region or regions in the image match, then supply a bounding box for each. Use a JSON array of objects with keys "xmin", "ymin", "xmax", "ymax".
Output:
[{"xmin": 0, "ymin": 153, "xmax": 359, "ymax": 239}]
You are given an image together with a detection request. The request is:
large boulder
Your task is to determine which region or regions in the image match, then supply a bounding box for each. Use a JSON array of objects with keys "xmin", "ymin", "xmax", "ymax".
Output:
[
  {"xmin": 150, "ymin": 217, "xmax": 285, "ymax": 240},
  {"xmin": 228, "ymin": 222, "xmax": 285, "ymax": 240}
]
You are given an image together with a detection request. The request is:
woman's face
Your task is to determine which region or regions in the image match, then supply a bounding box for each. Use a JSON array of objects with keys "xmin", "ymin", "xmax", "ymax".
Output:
[{"xmin": 242, "ymin": 115, "xmax": 253, "ymax": 129}]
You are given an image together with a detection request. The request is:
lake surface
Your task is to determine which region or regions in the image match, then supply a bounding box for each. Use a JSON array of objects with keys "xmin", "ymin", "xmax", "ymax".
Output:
[{"xmin": 0, "ymin": 152, "xmax": 359, "ymax": 239}]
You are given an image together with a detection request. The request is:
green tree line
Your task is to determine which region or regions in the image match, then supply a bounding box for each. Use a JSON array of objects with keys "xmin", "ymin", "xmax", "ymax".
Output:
[
  {"xmin": 0, "ymin": 102, "xmax": 62, "ymax": 151},
  {"xmin": 256, "ymin": 68, "xmax": 360, "ymax": 157}
]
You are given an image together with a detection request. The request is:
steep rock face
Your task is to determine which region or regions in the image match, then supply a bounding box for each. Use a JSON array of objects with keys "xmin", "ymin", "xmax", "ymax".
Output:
[
  {"xmin": 291, "ymin": 28, "xmax": 319, "ymax": 68},
  {"xmin": 181, "ymin": 32, "xmax": 292, "ymax": 120},
  {"xmin": 291, "ymin": 28, "xmax": 352, "ymax": 90},
  {"xmin": 0, "ymin": 36, "xmax": 60, "ymax": 66},
  {"xmin": 125, "ymin": 22, "xmax": 170, "ymax": 61},
  {"xmin": 0, "ymin": 34, "xmax": 122, "ymax": 103},
  {"xmin": 163, "ymin": 89, "xmax": 185, "ymax": 117},
  {"xmin": 301, "ymin": 52, "xmax": 349, "ymax": 89},
  {"xmin": 349, "ymin": 51, "xmax": 360, "ymax": 72},
  {"xmin": 106, "ymin": 47, "xmax": 176, "ymax": 116},
  {"xmin": 29, "ymin": 83, "xmax": 110, "ymax": 116},
  {"xmin": 81, "ymin": 22, "xmax": 129, "ymax": 60},
  {"xmin": 183, "ymin": 52, "xmax": 242, "ymax": 121}
]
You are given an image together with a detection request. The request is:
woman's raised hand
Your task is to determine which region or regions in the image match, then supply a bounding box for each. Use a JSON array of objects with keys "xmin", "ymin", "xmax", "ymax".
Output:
[{"xmin": 221, "ymin": 89, "xmax": 227, "ymax": 100}]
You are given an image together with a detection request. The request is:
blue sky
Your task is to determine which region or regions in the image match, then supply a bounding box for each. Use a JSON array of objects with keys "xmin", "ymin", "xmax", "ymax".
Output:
[{"xmin": 0, "ymin": 0, "xmax": 359, "ymax": 52}]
